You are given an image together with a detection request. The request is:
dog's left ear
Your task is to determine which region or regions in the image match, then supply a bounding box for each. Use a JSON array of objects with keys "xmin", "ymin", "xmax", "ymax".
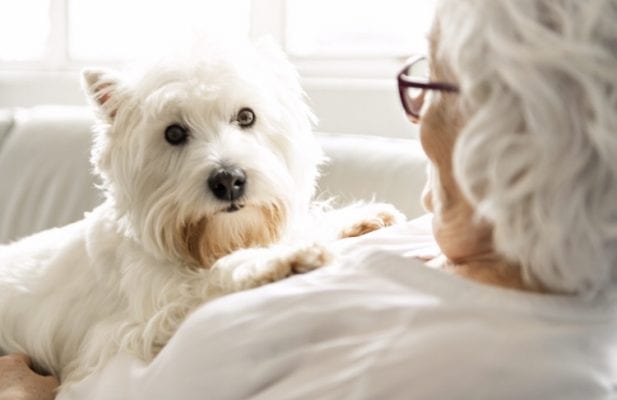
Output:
[{"xmin": 82, "ymin": 68, "xmax": 126, "ymax": 122}]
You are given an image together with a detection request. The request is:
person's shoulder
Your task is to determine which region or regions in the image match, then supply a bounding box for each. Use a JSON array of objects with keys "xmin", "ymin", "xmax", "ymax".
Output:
[{"xmin": 146, "ymin": 233, "xmax": 617, "ymax": 400}]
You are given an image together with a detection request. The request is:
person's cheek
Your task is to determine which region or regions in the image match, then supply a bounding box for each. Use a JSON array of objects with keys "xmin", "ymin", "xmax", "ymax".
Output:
[{"xmin": 421, "ymin": 165, "xmax": 434, "ymax": 213}]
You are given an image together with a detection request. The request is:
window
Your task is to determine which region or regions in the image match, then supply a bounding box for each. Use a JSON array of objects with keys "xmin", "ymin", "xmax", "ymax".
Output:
[
  {"xmin": 0, "ymin": 0, "xmax": 51, "ymax": 62},
  {"xmin": 68, "ymin": 0, "xmax": 251, "ymax": 61},
  {"xmin": 286, "ymin": 0, "xmax": 436, "ymax": 58},
  {"xmin": 0, "ymin": 0, "xmax": 435, "ymax": 75}
]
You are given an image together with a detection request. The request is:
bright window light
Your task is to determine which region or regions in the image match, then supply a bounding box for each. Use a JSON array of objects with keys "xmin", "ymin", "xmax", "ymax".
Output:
[
  {"xmin": 68, "ymin": 0, "xmax": 251, "ymax": 61},
  {"xmin": 285, "ymin": 0, "xmax": 437, "ymax": 57},
  {"xmin": 0, "ymin": 0, "xmax": 50, "ymax": 61}
]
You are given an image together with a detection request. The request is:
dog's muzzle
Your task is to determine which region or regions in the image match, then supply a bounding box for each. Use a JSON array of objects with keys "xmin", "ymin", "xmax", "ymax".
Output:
[{"xmin": 207, "ymin": 167, "xmax": 247, "ymax": 206}]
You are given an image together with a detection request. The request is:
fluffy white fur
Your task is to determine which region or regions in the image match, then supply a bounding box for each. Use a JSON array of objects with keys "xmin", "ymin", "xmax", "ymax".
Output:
[
  {"xmin": 434, "ymin": 0, "xmax": 617, "ymax": 296},
  {"xmin": 0, "ymin": 38, "xmax": 403, "ymax": 387}
]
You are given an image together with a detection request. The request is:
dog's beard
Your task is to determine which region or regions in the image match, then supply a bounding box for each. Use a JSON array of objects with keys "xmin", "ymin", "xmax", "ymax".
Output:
[{"xmin": 170, "ymin": 201, "xmax": 287, "ymax": 268}]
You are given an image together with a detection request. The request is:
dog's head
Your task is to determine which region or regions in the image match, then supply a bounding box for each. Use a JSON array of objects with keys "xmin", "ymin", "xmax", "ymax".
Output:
[{"xmin": 82, "ymin": 38, "xmax": 323, "ymax": 267}]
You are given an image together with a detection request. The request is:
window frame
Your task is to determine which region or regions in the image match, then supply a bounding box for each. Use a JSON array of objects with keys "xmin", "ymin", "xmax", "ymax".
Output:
[{"xmin": 1, "ymin": 0, "xmax": 69, "ymax": 70}]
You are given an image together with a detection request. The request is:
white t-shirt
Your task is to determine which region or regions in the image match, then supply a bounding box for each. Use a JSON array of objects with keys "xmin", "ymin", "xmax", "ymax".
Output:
[{"xmin": 59, "ymin": 217, "xmax": 617, "ymax": 400}]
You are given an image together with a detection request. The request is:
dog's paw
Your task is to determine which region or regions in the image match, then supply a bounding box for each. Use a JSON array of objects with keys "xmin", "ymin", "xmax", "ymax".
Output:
[
  {"xmin": 281, "ymin": 243, "xmax": 332, "ymax": 274},
  {"xmin": 211, "ymin": 243, "xmax": 332, "ymax": 292},
  {"xmin": 251, "ymin": 243, "xmax": 332, "ymax": 286},
  {"xmin": 339, "ymin": 203, "xmax": 406, "ymax": 239}
]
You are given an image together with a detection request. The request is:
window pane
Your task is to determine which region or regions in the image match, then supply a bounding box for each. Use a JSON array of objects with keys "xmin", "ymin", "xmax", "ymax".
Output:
[
  {"xmin": 68, "ymin": 0, "xmax": 251, "ymax": 61},
  {"xmin": 0, "ymin": 0, "xmax": 50, "ymax": 61},
  {"xmin": 285, "ymin": 0, "xmax": 436, "ymax": 57}
]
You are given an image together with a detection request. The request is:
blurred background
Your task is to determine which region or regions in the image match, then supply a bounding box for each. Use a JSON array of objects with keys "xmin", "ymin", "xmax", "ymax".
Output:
[
  {"xmin": 0, "ymin": 0, "xmax": 436, "ymax": 138},
  {"xmin": 0, "ymin": 0, "xmax": 436, "ymax": 241}
]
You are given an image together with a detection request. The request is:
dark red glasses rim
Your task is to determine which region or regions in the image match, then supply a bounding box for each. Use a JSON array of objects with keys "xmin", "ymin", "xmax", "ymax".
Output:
[{"xmin": 397, "ymin": 56, "xmax": 459, "ymax": 119}]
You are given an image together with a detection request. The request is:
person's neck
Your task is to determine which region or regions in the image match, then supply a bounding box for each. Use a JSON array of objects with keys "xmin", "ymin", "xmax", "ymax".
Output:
[{"xmin": 429, "ymin": 254, "xmax": 544, "ymax": 292}]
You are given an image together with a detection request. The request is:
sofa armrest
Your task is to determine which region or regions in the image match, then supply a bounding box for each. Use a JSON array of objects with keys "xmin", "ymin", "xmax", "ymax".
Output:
[{"xmin": 0, "ymin": 108, "xmax": 14, "ymax": 151}]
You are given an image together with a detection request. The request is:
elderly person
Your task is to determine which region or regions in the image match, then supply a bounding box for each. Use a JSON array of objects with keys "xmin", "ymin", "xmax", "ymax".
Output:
[
  {"xmin": 6, "ymin": 0, "xmax": 617, "ymax": 399},
  {"xmin": 401, "ymin": 0, "xmax": 617, "ymax": 296}
]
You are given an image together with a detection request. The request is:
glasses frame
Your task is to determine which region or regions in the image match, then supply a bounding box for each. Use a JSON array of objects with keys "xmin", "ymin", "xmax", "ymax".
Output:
[{"xmin": 397, "ymin": 55, "xmax": 459, "ymax": 120}]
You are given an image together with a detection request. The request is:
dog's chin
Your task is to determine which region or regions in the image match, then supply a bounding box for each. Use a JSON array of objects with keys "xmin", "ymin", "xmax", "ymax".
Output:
[{"xmin": 175, "ymin": 201, "xmax": 288, "ymax": 268}]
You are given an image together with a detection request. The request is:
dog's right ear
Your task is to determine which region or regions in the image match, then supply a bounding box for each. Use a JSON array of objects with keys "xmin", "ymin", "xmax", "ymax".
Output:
[{"xmin": 82, "ymin": 68, "xmax": 125, "ymax": 122}]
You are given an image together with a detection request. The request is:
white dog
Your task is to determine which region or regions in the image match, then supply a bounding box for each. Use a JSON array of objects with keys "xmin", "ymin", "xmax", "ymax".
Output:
[{"xmin": 0, "ymin": 39, "xmax": 402, "ymax": 387}]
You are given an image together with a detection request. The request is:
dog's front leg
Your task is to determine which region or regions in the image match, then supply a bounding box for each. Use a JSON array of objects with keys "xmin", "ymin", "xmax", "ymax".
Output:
[{"xmin": 208, "ymin": 243, "xmax": 332, "ymax": 294}]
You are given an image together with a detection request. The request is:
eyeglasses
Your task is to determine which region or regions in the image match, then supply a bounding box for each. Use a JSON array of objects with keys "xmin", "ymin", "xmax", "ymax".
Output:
[{"xmin": 397, "ymin": 55, "xmax": 459, "ymax": 122}]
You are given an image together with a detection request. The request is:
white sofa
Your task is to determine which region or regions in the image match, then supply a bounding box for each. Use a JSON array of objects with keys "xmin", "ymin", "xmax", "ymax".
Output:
[{"xmin": 0, "ymin": 105, "xmax": 428, "ymax": 243}]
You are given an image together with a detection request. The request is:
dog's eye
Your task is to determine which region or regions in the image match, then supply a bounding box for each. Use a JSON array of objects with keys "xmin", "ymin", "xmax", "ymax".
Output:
[
  {"xmin": 236, "ymin": 108, "xmax": 256, "ymax": 128},
  {"xmin": 164, "ymin": 124, "xmax": 189, "ymax": 146}
]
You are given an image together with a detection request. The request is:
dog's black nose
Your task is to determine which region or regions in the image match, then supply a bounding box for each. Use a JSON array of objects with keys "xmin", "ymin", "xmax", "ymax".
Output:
[{"xmin": 207, "ymin": 167, "xmax": 247, "ymax": 202}]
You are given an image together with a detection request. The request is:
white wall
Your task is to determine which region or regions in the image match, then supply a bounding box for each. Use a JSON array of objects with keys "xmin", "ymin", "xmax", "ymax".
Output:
[{"xmin": 304, "ymin": 78, "xmax": 417, "ymax": 138}]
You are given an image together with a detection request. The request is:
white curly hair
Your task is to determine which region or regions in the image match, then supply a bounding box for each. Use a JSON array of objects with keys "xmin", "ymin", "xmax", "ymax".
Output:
[{"xmin": 434, "ymin": 0, "xmax": 617, "ymax": 296}]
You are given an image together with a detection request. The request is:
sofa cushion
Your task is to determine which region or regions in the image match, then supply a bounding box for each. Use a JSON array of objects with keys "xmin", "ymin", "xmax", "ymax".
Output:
[{"xmin": 0, "ymin": 106, "xmax": 103, "ymax": 243}]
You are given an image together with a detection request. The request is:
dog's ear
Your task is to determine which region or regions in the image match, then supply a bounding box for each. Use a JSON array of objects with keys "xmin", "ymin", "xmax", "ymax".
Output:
[{"xmin": 82, "ymin": 68, "xmax": 126, "ymax": 122}]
